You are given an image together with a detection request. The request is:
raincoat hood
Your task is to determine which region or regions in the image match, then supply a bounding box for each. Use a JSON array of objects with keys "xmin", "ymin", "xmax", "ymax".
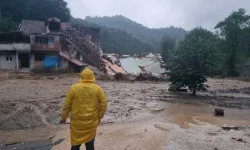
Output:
[{"xmin": 79, "ymin": 68, "xmax": 96, "ymax": 83}]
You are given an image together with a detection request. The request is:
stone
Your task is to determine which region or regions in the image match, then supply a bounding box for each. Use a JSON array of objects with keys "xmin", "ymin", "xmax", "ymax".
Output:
[
  {"xmin": 154, "ymin": 122, "xmax": 178, "ymax": 131},
  {"xmin": 146, "ymin": 102, "xmax": 165, "ymax": 112}
]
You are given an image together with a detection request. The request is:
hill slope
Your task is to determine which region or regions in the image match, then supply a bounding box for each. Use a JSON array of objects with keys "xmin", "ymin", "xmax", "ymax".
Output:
[
  {"xmin": 71, "ymin": 18, "xmax": 155, "ymax": 54},
  {"xmin": 100, "ymin": 28, "xmax": 155, "ymax": 54},
  {"xmin": 85, "ymin": 15, "xmax": 187, "ymax": 51}
]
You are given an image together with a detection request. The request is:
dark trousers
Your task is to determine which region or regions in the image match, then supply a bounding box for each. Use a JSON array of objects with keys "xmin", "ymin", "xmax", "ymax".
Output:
[{"xmin": 71, "ymin": 138, "xmax": 95, "ymax": 150}]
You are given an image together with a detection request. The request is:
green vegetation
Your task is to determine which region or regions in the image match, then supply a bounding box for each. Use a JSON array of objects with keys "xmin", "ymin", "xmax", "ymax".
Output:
[
  {"xmin": 71, "ymin": 18, "xmax": 155, "ymax": 54},
  {"xmin": 161, "ymin": 36, "xmax": 176, "ymax": 65},
  {"xmin": 0, "ymin": 0, "xmax": 71, "ymax": 24},
  {"xmin": 168, "ymin": 28, "xmax": 219, "ymax": 96},
  {"xmin": 85, "ymin": 15, "xmax": 187, "ymax": 53},
  {"xmin": 215, "ymin": 8, "xmax": 250, "ymax": 76},
  {"xmin": 100, "ymin": 28, "xmax": 155, "ymax": 54},
  {"xmin": 166, "ymin": 8, "xmax": 250, "ymax": 95}
]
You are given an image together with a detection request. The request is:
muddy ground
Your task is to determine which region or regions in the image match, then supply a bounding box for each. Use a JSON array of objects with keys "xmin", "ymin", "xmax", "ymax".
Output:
[{"xmin": 0, "ymin": 72, "xmax": 250, "ymax": 150}]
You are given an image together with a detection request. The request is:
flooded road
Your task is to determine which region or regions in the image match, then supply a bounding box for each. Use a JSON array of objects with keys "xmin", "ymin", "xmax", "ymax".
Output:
[{"xmin": 0, "ymin": 75, "xmax": 250, "ymax": 149}]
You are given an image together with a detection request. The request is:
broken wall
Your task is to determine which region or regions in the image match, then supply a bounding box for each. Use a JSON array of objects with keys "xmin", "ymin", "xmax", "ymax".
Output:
[{"xmin": 30, "ymin": 35, "xmax": 60, "ymax": 51}]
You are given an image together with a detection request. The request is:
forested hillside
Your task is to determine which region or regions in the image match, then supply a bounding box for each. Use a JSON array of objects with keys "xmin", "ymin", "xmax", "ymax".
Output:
[
  {"xmin": 71, "ymin": 18, "xmax": 155, "ymax": 54},
  {"xmin": 85, "ymin": 15, "xmax": 187, "ymax": 52},
  {"xmin": 100, "ymin": 28, "xmax": 155, "ymax": 54}
]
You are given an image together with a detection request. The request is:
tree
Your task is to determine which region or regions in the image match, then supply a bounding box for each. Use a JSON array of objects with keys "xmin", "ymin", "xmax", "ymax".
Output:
[
  {"xmin": 0, "ymin": 0, "xmax": 71, "ymax": 32},
  {"xmin": 168, "ymin": 27, "xmax": 219, "ymax": 96},
  {"xmin": 215, "ymin": 8, "xmax": 250, "ymax": 76},
  {"xmin": 161, "ymin": 36, "xmax": 176, "ymax": 63}
]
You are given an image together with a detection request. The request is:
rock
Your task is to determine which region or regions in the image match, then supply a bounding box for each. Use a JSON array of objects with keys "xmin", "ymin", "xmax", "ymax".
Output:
[
  {"xmin": 146, "ymin": 102, "xmax": 165, "ymax": 112},
  {"xmin": 53, "ymin": 139, "xmax": 65, "ymax": 146},
  {"xmin": 222, "ymin": 126, "xmax": 239, "ymax": 131},
  {"xmin": 206, "ymin": 127, "xmax": 222, "ymax": 136},
  {"xmin": 236, "ymin": 138, "xmax": 247, "ymax": 143},
  {"xmin": 215, "ymin": 108, "xmax": 224, "ymax": 116},
  {"xmin": 101, "ymin": 115, "xmax": 115, "ymax": 124},
  {"xmin": 66, "ymin": 118, "xmax": 70, "ymax": 124},
  {"xmin": 109, "ymin": 109, "xmax": 119, "ymax": 114},
  {"xmin": 236, "ymin": 138, "xmax": 243, "ymax": 142},
  {"xmin": 128, "ymin": 106, "xmax": 134, "ymax": 111},
  {"xmin": 154, "ymin": 122, "xmax": 178, "ymax": 131}
]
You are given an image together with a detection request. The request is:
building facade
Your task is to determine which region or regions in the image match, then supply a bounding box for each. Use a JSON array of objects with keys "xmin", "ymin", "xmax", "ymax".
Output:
[{"xmin": 0, "ymin": 18, "xmax": 103, "ymax": 73}]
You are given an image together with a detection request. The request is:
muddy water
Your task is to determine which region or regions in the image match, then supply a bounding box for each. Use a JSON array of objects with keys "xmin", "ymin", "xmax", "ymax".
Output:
[
  {"xmin": 1, "ymin": 77, "xmax": 250, "ymax": 149},
  {"xmin": 52, "ymin": 102, "xmax": 250, "ymax": 150},
  {"xmin": 162, "ymin": 102, "xmax": 250, "ymax": 129}
]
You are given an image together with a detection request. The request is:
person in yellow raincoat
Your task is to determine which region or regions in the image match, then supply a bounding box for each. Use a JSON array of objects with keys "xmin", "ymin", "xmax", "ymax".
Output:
[{"xmin": 60, "ymin": 68, "xmax": 107, "ymax": 150}]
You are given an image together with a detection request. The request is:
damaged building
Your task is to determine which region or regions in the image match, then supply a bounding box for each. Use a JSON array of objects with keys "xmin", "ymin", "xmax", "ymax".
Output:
[
  {"xmin": 0, "ymin": 17, "xmax": 103, "ymax": 73},
  {"xmin": 0, "ymin": 17, "xmax": 165, "ymax": 79},
  {"xmin": 120, "ymin": 53, "xmax": 166, "ymax": 76}
]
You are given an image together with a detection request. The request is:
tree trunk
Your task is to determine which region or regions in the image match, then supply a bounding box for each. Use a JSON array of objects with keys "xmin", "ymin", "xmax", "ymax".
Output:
[{"xmin": 192, "ymin": 87, "xmax": 196, "ymax": 96}]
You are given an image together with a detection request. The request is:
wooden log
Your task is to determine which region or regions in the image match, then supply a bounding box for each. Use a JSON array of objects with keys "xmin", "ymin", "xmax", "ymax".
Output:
[{"xmin": 215, "ymin": 108, "xmax": 224, "ymax": 116}]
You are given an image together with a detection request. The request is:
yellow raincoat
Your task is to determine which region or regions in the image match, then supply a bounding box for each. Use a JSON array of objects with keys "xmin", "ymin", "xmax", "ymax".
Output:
[{"xmin": 61, "ymin": 68, "xmax": 107, "ymax": 146}]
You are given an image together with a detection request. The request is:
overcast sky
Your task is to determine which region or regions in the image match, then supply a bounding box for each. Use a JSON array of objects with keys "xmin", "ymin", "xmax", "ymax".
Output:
[{"xmin": 66, "ymin": 0, "xmax": 250, "ymax": 30}]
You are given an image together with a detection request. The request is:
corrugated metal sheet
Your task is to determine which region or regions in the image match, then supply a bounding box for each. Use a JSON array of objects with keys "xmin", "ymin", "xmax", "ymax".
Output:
[
  {"xmin": 145, "ymin": 63, "xmax": 165, "ymax": 75},
  {"xmin": 135, "ymin": 58, "xmax": 156, "ymax": 67},
  {"xmin": 120, "ymin": 57, "xmax": 142, "ymax": 75},
  {"xmin": 20, "ymin": 20, "xmax": 46, "ymax": 35},
  {"xmin": 135, "ymin": 56, "xmax": 165, "ymax": 75},
  {"xmin": 145, "ymin": 53, "xmax": 155, "ymax": 58},
  {"xmin": 103, "ymin": 59, "xmax": 125, "ymax": 75}
]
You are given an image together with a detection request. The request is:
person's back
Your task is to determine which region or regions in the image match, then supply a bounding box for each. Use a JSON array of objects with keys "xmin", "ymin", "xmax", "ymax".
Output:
[{"xmin": 60, "ymin": 68, "xmax": 107, "ymax": 150}]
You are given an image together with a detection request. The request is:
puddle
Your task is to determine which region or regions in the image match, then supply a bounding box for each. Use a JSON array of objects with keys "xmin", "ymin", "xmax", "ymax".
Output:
[{"xmin": 162, "ymin": 103, "xmax": 250, "ymax": 129}]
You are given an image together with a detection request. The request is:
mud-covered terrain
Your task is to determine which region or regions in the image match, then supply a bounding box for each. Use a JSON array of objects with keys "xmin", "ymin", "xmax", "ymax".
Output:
[{"xmin": 0, "ymin": 72, "xmax": 250, "ymax": 150}]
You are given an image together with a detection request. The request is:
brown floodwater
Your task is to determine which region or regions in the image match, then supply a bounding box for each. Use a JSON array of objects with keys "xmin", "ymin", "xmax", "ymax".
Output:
[{"xmin": 163, "ymin": 102, "xmax": 250, "ymax": 129}]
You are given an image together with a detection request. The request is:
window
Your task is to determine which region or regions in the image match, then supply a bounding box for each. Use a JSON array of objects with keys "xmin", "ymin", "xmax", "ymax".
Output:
[
  {"xmin": 35, "ymin": 54, "xmax": 45, "ymax": 61},
  {"xmin": 6, "ymin": 56, "xmax": 13, "ymax": 62},
  {"xmin": 48, "ymin": 37, "xmax": 55, "ymax": 46},
  {"xmin": 35, "ymin": 36, "xmax": 49, "ymax": 44}
]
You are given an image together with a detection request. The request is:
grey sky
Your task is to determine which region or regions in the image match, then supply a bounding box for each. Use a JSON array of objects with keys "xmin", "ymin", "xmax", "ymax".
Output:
[{"xmin": 66, "ymin": 0, "xmax": 250, "ymax": 30}]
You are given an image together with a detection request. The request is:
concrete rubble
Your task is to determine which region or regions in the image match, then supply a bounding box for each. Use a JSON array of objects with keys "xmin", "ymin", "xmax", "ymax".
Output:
[{"xmin": 101, "ymin": 52, "xmax": 167, "ymax": 81}]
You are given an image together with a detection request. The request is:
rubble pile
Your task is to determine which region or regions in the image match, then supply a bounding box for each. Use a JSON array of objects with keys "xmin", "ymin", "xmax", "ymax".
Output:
[{"xmin": 102, "ymin": 52, "xmax": 167, "ymax": 81}]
